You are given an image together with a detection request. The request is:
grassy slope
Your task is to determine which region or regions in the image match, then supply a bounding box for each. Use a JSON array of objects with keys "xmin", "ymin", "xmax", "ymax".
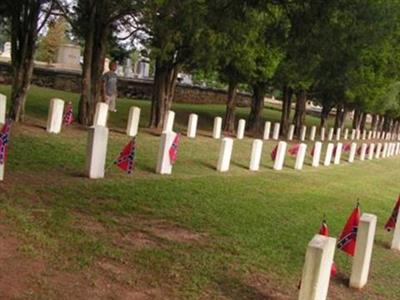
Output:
[{"xmin": 0, "ymin": 84, "xmax": 398, "ymax": 299}]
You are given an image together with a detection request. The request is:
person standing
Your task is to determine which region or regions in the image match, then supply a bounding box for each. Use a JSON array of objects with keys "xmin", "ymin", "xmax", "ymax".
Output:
[{"xmin": 102, "ymin": 61, "xmax": 118, "ymax": 112}]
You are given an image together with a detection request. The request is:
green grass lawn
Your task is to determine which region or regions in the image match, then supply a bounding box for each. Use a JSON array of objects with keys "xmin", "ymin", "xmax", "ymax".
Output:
[{"xmin": 0, "ymin": 84, "xmax": 398, "ymax": 299}]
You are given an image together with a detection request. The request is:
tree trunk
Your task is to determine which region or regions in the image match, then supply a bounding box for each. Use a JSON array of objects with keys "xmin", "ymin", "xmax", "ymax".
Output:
[
  {"xmin": 280, "ymin": 85, "xmax": 293, "ymax": 137},
  {"xmin": 320, "ymin": 102, "xmax": 332, "ymax": 128},
  {"xmin": 359, "ymin": 113, "xmax": 367, "ymax": 132},
  {"xmin": 78, "ymin": 0, "xmax": 110, "ymax": 126},
  {"xmin": 352, "ymin": 108, "xmax": 361, "ymax": 129},
  {"xmin": 292, "ymin": 90, "xmax": 307, "ymax": 137},
  {"xmin": 334, "ymin": 104, "xmax": 343, "ymax": 133},
  {"xmin": 8, "ymin": 2, "xmax": 41, "ymax": 122},
  {"xmin": 339, "ymin": 106, "xmax": 348, "ymax": 130},
  {"xmin": 378, "ymin": 115, "xmax": 385, "ymax": 132},
  {"xmin": 149, "ymin": 60, "xmax": 179, "ymax": 129},
  {"xmin": 383, "ymin": 114, "xmax": 391, "ymax": 133},
  {"xmin": 223, "ymin": 81, "xmax": 238, "ymax": 133},
  {"xmin": 247, "ymin": 82, "xmax": 266, "ymax": 135},
  {"xmin": 371, "ymin": 114, "xmax": 378, "ymax": 131}
]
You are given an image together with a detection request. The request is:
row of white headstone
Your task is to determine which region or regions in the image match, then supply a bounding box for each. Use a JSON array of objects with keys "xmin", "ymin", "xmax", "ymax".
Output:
[
  {"xmin": 46, "ymin": 99, "xmax": 142, "ymax": 137},
  {"xmin": 217, "ymin": 139, "xmax": 400, "ymax": 173},
  {"xmin": 299, "ymin": 207, "xmax": 400, "ymax": 300},
  {"xmin": 299, "ymin": 212, "xmax": 378, "ymax": 300}
]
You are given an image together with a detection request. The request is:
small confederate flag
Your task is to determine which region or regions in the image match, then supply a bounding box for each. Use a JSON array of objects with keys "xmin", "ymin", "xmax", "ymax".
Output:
[
  {"xmin": 319, "ymin": 219, "xmax": 337, "ymax": 277},
  {"xmin": 343, "ymin": 143, "xmax": 351, "ymax": 152},
  {"xmin": 385, "ymin": 196, "xmax": 400, "ymax": 231},
  {"xmin": 288, "ymin": 144, "xmax": 300, "ymax": 156},
  {"xmin": 63, "ymin": 102, "xmax": 74, "ymax": 126},
  {"xmin": 271, "ymin": 145, "xmax": 278, "ymax": 161},
  {"xmin": 114, "ymin": 138, "xmax": 136, "ymax": 174},
  {"xmin": 0, "ymin": 119, "xmax": 12, "ymax": 165},
  {"xmin": 169, "ymin": 133, "xmax": 180, "ymax": 164},
  {"xmin": 337, "ymin": 204, "xmax": 361, "ymax": 256},
  {"xmin": 310, "ymin": 145, "xmax": 315, "ymax": 157}
]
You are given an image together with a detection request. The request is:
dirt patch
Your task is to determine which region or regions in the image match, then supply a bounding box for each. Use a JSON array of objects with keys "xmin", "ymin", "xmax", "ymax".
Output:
[
  {"xmin": 118, "ymin": 231, "xmax": 159, "ymax": 250},
  {"xmin": 0, "ymin": 224, "xmax": 46, "ymax": 299},
  {"xmin": 144, "ymin": 220, "xmax": 206, "ymax": 244},
  {"xmin": 244, "ymin": 272, "xmax": 294, "ymax": 300},
  {"xmin": 71, "ymin": 211, "xmax": 106, "ymax": 234}
]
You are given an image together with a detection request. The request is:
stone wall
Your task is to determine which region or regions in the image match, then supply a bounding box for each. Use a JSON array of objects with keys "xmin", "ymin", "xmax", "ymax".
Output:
[{"xmin": 0, "ymin": 61, "xmax": 251, "ymax": 106}]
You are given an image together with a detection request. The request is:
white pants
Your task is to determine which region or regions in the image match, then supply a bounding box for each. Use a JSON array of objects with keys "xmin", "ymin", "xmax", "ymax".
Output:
[{"xmin": 105, "ymin": 95, "xmax": 116, "ymax": 111}]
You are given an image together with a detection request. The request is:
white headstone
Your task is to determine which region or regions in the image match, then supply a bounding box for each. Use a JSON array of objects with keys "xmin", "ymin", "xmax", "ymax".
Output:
[
  {"xmin": 336, "ymin": 128, "xmax": 341, "ymax": 141},
  {"xmin": 349, "ymin": 213, "xmax": 377, "ymax": 289},
  {"xmin": 348, "ymin": 143, "xmax": 357, "ymax": 163},
  {"xmin": 356, "ymin": 129, "xmax": 361, "ymax": 140},
  {"xmin": 333, "ymin": 143, "xmax": 342, "ymax": 165},
  {"xmin": 375, "ymin": 143, "xmax": 382, "ymax": 159},
  {"xmin": 295, "ymin": 143, "xmax": 307, "ymax": 170},
  {"xmin": 344, "ymin": 128, "xmax": 349, "ymax": 140},
  {"xmin": 0, "ymin": 163, "xmax": 3, "ymax": 181},
  {"xmin": 391, "ymin": 206, "xmax": 400, "ymax": 251},
  {"xmin": 0, "ymin": 93, "xmax": 6, "ymax": 125},
  {"xmin": 351, "ymin": 129, "xmax": 356, "ymax": 140},
  {"xmin": 377, "ymin": 131, "xmax": 381, "ymax": 139},
  {"xmin": 312, "ymin": 142, "xmax": 322, "ymax": 168},
  {"xmin": 298, "ymin": 234, "xmax": 336, "ymax": 300},
  {"xmin": 367, "ymin": 131, "xmax": 372, "ymax": 140},
  {"xmin": 300, "ymin": 126, "xmax": 307, "ymax": 141},
  {"xmin": 272, "ymin": 123, "xmax": 280, "ymax": 140},
  {"xmin": 263, "ymin": 121, "xmax": 271, "ymax": 140},
  {"xmin": 372, "ymin": 131, "xmax": 376, "ymax": 139},
  {"xmin": 396, "ymin": 142, "xmax": 400, "ymax": 155},
  {"xmin": 162, "ymin": 110, "xmax": 175, "ymax": 133},
  {"xmin": 156, "ymin": 132, "xmax": 177, "ymax": 174},
  {"xmin": 86, "ymin": 126, "xmax": 109, "ymax": 179},
  {"xmin": 217, "ymin": 137, "xmax": 233, "ymax": 172},
  {"xmin": 382, "ymin": 142, "xmax": 388, "ymax": 158},
  {"xmin": 310, "ymin": 126, "xmax": 316, "ymax": 141},
  {"xmin": 126, "ymin": 106, "xmax": 141, "ymax": 137},
  {"xmin": 362, "ymin": 130, "xmax": 367, "ymax": 140},
  {"xmin": 287, "ymin": 124, "xmax": 295, "ymax": 141},
  {"xmin": 237, "ymin": 119, "xmax": 246, "ymax": 139},
  {"xmin": 213, "ymin": 117, "xmax": 222, "ymax": 139},
  {"xmin": 249, "ymin": 139, "xmax": 263, "ymax": 171},
  {"xmin": 324, "ymin": 143, "xmax": 334, "ymax": 166},
  {"xmin": 273, "ymin": 141, "xmax": 287, "ymax": 171},
  {"xmin": 359, "ymin": 143, "xmax": 367, "ymax": 161},
  {"xmin": 46, "ymin": 98, "xmax": 65, "ymax": 134},
  {"xmin": 320, "ymin": 127, "xmax": 325, "ymax": 141},
  {"xmin": 187, "ymin": 113, "xmax": 198, "ymax": 138},
  {"xmin": 367, "ymin": 143, "xmax": 375, "ymax": 160},
  {"xmin": 328, "ymin": 128, "xmax": 334, "ymax": 141},
  {"xmin": 93, "ymin": 102, "xmax": 109, "ymax": 127}
]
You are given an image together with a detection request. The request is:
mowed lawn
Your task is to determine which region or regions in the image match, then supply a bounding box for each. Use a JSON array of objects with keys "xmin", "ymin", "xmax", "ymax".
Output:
[{"xmin": 0, "ymin": 84, "xmax": 399, "ymax": 299}]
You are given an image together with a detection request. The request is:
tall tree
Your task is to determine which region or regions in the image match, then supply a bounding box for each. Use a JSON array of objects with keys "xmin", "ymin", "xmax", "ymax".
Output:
[
  {"xmin": 58, "ymin": 0, "xmax": 139, "ymax": 125},
  {"xmin": 2, "ymin": 0, "xmax": 54, "ymax": 122}
]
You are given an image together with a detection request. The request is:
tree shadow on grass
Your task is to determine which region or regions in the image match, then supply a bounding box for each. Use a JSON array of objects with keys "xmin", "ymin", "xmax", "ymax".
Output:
[
  {"xmin": 216, "ymin": 275, "xmax": 285, "ymax": 300},
  {"xmin": 196, "ymin": 160, "xmax": 216, "ymax": 170},
  {"xmin": 231, "ymin": 161, "xmax": 248, "ymax": 169},
  {"xmin": 375, "ymin": 238, "xmax": 391, "ymax": 250}
]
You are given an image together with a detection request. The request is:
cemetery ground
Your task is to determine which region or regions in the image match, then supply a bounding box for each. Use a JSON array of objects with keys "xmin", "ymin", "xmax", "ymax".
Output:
[{"xmin": 0, "ymin": 85, "xmax": 400, "ymax": 299}]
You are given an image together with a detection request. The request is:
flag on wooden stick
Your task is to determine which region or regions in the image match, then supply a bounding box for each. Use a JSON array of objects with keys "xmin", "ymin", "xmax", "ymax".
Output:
[
  {"xmin": 169, "ymin": 133, "xmax": 181, "ymax": 164},
  {"xmin": 385, "ymin": 196, "xmax": 400, "ymax": 231},
  {"xmin": 288, "ymin": 144, "xmax": 300, "ymax": 156},
  {"xmin": 115, "ymin": 138, "xmax": 136, "ymax": 174},
  {"xmin": 271, "ymin": 145, "xmax": 278, "ymax": 161},
  {"xmin": 63, "ymin": 101, "xmax": 74, "ymax": 126},
  {"xmin": 0, "ymin": 119, "xmax": 12, "ymax": 165},
  {"xmin": 319, "ymin": 218, "xmax": 337, "ymax": 277},
  {"xmin": 337, "ymin": 203, "xmax": 361, "ymax": 256}
]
